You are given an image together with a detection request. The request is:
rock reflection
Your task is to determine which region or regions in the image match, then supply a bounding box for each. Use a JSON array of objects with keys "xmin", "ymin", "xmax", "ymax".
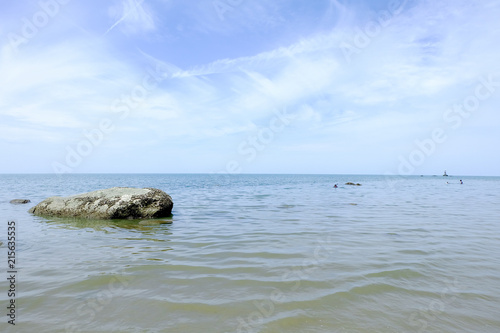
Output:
[{"xmin": 37, "ymin": 215, "xmax": 174, "ymax": 233}]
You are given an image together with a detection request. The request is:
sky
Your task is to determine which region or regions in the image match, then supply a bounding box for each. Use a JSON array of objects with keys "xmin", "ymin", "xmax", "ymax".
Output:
[{"xmin": 1, "ymin": 0, "xmax": 499, "ymax": 175}]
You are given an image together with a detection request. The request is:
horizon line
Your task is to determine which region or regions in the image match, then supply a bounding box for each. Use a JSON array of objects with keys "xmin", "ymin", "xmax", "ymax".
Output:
[{"xmin": 0, "ymin": 172, "xmax": 498, "ymax": 177}]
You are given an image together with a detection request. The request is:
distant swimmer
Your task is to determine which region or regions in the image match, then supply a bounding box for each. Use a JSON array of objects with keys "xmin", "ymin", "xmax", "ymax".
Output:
[
  {"xmin": 460, "ymin": 180, "xmax": 463, "ymax": 184},
  {"xmin": 333, "ymin": 184, "xmax": 338, "ymax": 188}
]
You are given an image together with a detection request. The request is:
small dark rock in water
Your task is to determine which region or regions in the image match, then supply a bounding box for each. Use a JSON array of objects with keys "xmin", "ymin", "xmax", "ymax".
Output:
[
  {"xmin": 345, "ymin": 182, "xmax": 362, "ymax": 186},
  {"xmin": 10, "ymin": 199, "xmax": 31, "ymax": 204},
  {"xmin": 28, "ymin": 187, "xmax": 173, "ymax": 220}
]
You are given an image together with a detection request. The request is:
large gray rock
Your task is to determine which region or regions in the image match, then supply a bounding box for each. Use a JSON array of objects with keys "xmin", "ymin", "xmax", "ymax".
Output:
[{"xmin": 28, "ymin": 187, "xmax": 173, "ymax": 220}]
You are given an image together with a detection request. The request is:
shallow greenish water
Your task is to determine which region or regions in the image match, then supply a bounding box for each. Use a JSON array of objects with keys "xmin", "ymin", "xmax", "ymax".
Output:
[{"xmin": 1, "ymin": 174, "xmax": 499, "ymax": 332}]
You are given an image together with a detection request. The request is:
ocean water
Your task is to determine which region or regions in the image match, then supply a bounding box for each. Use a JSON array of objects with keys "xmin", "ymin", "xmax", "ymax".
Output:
[{"xmin": 0, "ymin": 173, "xmax": 499, "ymax": 333}]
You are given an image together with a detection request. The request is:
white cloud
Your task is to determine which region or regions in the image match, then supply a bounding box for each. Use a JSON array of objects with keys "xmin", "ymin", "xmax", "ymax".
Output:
[
  {"xmin": 114, "ymin": 0, "xmax": 500, "ymax": 147},
  {"xmin": 0, "ymin": 40, "xmax": 140, "ymax": 144},
  {"xmin": 106, "ymin": 0, "xmax": 156, "ymax": 35},
  {"xmin": 1, "ymin": 0, "xmax": 499, "ymax": 174}
]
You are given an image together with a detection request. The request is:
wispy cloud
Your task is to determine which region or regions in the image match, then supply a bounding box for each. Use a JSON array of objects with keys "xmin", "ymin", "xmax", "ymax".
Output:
[
  {"xmin": 105, "ymin": 0, "xmax": 156, "ymax": 35},
  {"xmin": 0, "ymin": 41, "xmax": 137, "ymax": 141},
  {"xmin": 1, "ymin": 0, "xmax": 499, "ymax": 173},
  {"xmin": 90, "ymin": 0, "xmax": 500, "ymax": 148}
]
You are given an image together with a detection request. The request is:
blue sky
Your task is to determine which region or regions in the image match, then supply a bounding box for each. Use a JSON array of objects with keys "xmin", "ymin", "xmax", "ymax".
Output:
[{"xmin": 1, "ymin": 0, "xmax": 499, "ymax": 175}]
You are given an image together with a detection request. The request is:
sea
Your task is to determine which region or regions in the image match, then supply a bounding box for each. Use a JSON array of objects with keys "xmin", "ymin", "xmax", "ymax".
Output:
[{"xmin": 0, "ymin": 173, "xmax": 499, "ymax": 333}]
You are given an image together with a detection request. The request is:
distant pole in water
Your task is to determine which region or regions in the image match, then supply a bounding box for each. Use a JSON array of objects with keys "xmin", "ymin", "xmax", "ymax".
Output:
[{"xmin": 443, "ymin": 170, "xmax": 448, "ymax": 176}]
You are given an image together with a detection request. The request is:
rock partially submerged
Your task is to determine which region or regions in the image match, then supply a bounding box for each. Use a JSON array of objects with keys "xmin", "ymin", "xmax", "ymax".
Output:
[
  {"xmin": 345, "ymin": 182, "xmax": 362, "ymax": 186},
  {"xmin": 28, "ymin": 187, "xmax": 173, "ymax": 220},
  {"xmin": 10, "ymin": 199, "xmax": 31, "ymax": 204}
]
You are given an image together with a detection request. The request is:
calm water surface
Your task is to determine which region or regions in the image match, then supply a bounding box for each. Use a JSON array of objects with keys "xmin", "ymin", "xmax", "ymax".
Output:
[{"xmin": 0, "ymin": 174, "xmax": 499, "ymax": 332}]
